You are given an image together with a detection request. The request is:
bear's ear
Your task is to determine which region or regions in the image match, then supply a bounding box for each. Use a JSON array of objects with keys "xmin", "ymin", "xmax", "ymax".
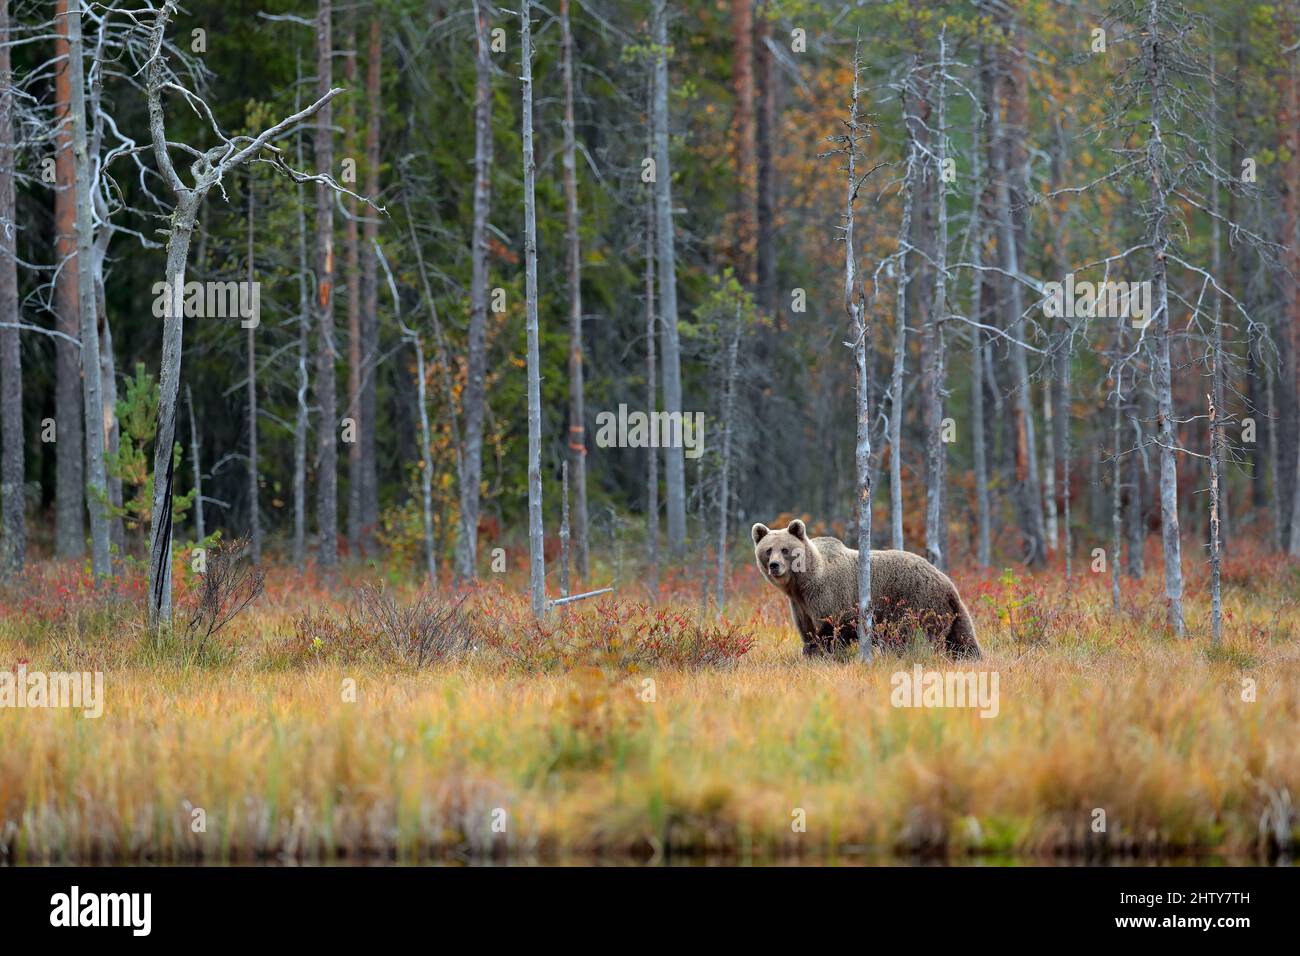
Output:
[
  {"xmin": 786, "ymin": 519, "xmax": 807, "ymax": 540},
  {"xmin": 751, "ymin": 523, "xmax": 770, "ymax": 546}
]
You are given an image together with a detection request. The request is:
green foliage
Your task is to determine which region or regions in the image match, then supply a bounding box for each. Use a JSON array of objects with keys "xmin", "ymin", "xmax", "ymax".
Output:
[{"xmin": 102, "ymin": 363, "xmax": 195, "ymax": 539}]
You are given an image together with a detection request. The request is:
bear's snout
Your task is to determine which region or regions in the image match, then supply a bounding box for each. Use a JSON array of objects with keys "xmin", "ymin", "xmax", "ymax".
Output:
[{"xmin": 769, "ymin": 561, "xmax": 783, "ymax": 575}]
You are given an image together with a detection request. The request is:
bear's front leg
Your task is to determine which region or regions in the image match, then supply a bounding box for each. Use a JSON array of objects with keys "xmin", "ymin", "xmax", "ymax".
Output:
[{"xmin": 801, "ymin": 636, "xmax": 829, "ymax": 658}]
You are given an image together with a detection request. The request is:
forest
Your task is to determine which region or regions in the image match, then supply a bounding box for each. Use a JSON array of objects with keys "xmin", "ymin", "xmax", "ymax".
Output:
[{"xmin": 0, "ymin": 0, "xmax": 1298, "ymax": 865}]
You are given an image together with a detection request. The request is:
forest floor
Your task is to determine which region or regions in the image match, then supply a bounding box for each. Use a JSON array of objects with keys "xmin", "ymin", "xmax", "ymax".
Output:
[{"xmin": 2, "ymin": 541, "xmax": 1298, "ymax": 864}]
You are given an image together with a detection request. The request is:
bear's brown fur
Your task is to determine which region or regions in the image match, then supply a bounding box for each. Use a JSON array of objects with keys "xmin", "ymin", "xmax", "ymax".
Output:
[{"xmin": 751, "ymin": 519, "xmax": 981, "ymax": 659}]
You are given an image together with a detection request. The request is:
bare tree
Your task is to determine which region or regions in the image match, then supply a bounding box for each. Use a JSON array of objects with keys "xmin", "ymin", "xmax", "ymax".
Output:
[
  {"xmin": 889, "ymin": 64, "xmax": 917, "ymax": 553},
  {"xmin": 139, "ymin": 0, "xmax": 345, "ymax": 627},
  {"xmin": 644, "ymin": 185, "xmax": 659, "ymax": 598},
  {"xmin": 521, "ymin": 0, "xmax": 544, "ymax": 617},
  {"xmin": 559, "ymin": 0, "xmax": 589, "ymax": 581},
  {"xmin": 246, "ymin": 175, "xmax": 261, "ymax": 563},
  {"xmin": 314, "ymin": 0, "xmax": 338, "ymax": 569},
  {"xmin": 344, "ymin": 12, "xmax": 363, "ymax": 557},
  {"xmin": 66, "ymin": 0, "xmax": 110, "ymax": 579},
  {"xmin": 0, "ymin": 0, "xmax": 22, "ymax": 574},
  {"xmin": 1140, "ymin": 0, "xmax": 1186, "ymax": 635},
  {"xmin": 458, "ymin": 0, "xmax": 494, "ymax": 580},
  {"xmin": 359, "ymin": 14, "xmax": 381, "ymax": 555},
  {"xmin": 837, "ymin": 42, "xmax": 873, "ymax": 662},
  {"xmin": 715, "ymin": 298, "xmax": 740, "ymax": 610},
  {"xmin": 923, "ymin": 31, "xmax": 950, "ymax": 571},
  {"xmin": 651, "ymin": 0, "xmax": 686, "ymax": 554},
  {"xmin": 186, "ymin": 383, "xmax": 203, "ymax": 541}
]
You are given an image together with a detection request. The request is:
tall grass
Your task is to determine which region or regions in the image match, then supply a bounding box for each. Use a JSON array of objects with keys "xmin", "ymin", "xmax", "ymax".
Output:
[{"xmin": 0, "ymin": 552, "xmax": 1296, "ymax": 863}]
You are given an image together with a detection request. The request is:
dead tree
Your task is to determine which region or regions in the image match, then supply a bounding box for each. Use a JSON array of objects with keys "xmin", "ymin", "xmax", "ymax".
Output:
[
  {"xmin": 923, "ymin": 30, "xmax": 950, "ymax": 571},
  {"xmin": 458, "ymin": 0, "xmax": 494, "ymax": 580},
  {"xmin": 138, "ymin": 0, "xmax": 346, "ymax": 627},
  {"xmin": 0, "ymin": 0, "xmax": 22, "ymax": 573},
  {"xmin": 651, "ymin": 0, "xmax": 687, "ymax": 554},
  {"xmin": 888, "ymin": 61, "xmax": 918, "ymax": 553},
  {"xmin": 314, "ymin": 0, "xmax": 337, "ymax": 570},
  {"xmin": 835, "ymin": 42, "xmax": 874, "ymax": 662},
  {"xmin": 65, "ymin": 1, "xmax": 111, "ymax": 578},
  {"xmin": 560, "ymin": 0, "xmax": 589, "ymax": 580},
  {"xmin": 521, "ymin": 0, "xmax": 545, "ymax": 618}
]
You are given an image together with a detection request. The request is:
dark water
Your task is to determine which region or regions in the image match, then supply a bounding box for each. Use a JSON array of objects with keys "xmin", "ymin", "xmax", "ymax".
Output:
[{"xmin": 10, "ymin": 853, "xmax": 1287, "ymax": 867}]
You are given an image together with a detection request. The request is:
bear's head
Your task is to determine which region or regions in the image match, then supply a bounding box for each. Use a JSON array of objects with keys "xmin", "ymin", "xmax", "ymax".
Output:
[{"xmin": 752, "ymin": 519, "xmax": 813, "ymax": 589}]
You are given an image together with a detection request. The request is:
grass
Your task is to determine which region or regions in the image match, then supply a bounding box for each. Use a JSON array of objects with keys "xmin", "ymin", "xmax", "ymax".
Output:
[{"xmin": 0, "ymin": 542, "xmax": 1297, "ymax": 864}]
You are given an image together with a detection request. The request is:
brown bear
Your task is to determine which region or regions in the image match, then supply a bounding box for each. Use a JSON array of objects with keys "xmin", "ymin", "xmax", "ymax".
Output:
[{"xmin": 751, "ymin": 519, "xmax": 981, "ymax": 659}]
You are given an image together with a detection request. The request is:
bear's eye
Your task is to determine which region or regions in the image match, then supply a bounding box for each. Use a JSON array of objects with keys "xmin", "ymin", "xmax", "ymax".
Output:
[
  {"xmin": 781, "ymin": 548, "xmax": 789, "ymax": 556},
  {"xmin": 762, "ymin": 549, "xmax": 770, "ymax": 561}
]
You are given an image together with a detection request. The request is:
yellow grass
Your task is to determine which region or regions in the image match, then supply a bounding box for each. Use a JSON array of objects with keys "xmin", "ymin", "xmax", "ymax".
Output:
[{"xmin": 1, "ymin": 552, "xmax": 1297, "ymax": 864}]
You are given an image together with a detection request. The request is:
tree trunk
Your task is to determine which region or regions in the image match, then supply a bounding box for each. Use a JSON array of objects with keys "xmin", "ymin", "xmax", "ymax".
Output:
[
  {"xmin": 459, "ymin": 0, "xmax": 494, "ymax": 580},
  {"xmin": 715, "ymin": 302, "xmax": 740, "ymax": 609},
  {"xmin": 0, "ymin": 0, "xmax": 23, "ymax": 573},
  {"xmin": 1278, "ymin": 7, "xmax": 1299, "ymax": 550},
  {"xmin": 360, "ymin": 17, "xmax": 382, "ymax": 556},
  {"xmin": 246, "ymin": 177, "xmax": 261, "ymax": 563},
  {"xmin": 146, "ymin": 189, "xmax": 200, "ymax": 629},
  {"xmin": 844, "ymin": 47, "xmax": 873, "ymax": 662},
  {"xmin": 651, "ymin": 0, "xmax": 687, "ymax": 555},
  {"xmin": 988, "ymin": 58, "xmax": 1046, "ymax": 566},
  {"xmin": 755, "ymin": 4, "xmax": 777, "ymax": 316},
  {"xmin": 67, "ymin": 1, "xmax": 110, "ymax": 579},
  {"xmin": 1111, "ymin": 348, "xmax": 1124, "ymax": 613},
  {"xmin": 186, "ymin": 383, "xmax": 204, "ymax": 541},
  {"xmin": 645, "ymin": 188, "xmax": 659, "ymax": 598},
  {"xmin": 969, "ymin": 99, "xmax": 991, "ymax": 569},
  {"xmin": 344, "ymin": 16, "xmax": 363, "ymax": 557},
  {"xmin": 560, "ymin": 461, "xmax": 570, "ymax": 598},
  {"xmin": 314, "ymin": 0, "xmax": 338, "ymax": 569},
  {"xmin": 890, "ymin": 95, "xmax": 916, "ymax": 553},
  {"xmin": 730, "ymin": 0, "xmax": 756, "ymax": 284},
  {"xmin": 53, "ymin": 0, "xmax": 84, "ymax": 560},
  {"xmin": 1143, "ymin": 0, "xmax": 1185, "ymax": 636},
  {"xmin": 293, "ymin": 113, "xmax": 310, "ymax": 573},
  {"xmin": 521, "ymin": 1, "xmax": 545, "ymax": 618},
  {"xmin": 923, "ymin": 35, "xmax": 948, "ymax": 571},
  {"xmin": 559, "ymin": 0, "xmax": 589, "ymax": 581}
]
